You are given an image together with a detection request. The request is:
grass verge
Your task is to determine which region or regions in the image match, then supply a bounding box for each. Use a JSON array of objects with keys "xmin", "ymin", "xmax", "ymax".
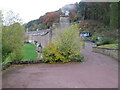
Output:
[{"xmin": 98, "ymin": 44, "xmax": 118, "ymax": 49}]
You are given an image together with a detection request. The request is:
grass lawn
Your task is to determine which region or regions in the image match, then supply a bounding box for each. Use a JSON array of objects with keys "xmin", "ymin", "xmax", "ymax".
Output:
[
  {"xmin": 22, "ymin": 43, "xmax": 38, "ymax": 61},
  {"xmin": 2, "ymin": 43, "xmax": 38, "ymax": 65},
  {"xmin": 98, "ymin": 44, "xmax": 118, "ymax": 49}
]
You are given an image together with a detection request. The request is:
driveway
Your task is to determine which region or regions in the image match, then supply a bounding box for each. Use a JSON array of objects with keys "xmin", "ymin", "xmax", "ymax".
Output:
[{"xmin": 2, "ymin": 42, "xmax": 118, "ymax": 88}]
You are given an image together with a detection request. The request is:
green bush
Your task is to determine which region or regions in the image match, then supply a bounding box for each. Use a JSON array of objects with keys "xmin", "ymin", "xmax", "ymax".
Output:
[
  {"xmin": 2, "ymin": 23, "xmax": 25, "ymax": 62},
  {"xmin": 43, "ymin": 43, "xmax": 69, "ymax": 63},
  {"xmin": 56, "ymin": 24, "xmax": 83, "ymax": 58},
  {"xmin": 70, "ymin": 55, "xmax": 84, "ymax": 62},
  {"xmin": 43, "ymin": 43, "xmax": 84, "ymax": 63},
  {"xmin": 43, "ymin": 24, "xmax": 84, "ymax": 63},
  {"xmin": 10, "ymin": 49, "xmax": 24, "ymax": 62}
]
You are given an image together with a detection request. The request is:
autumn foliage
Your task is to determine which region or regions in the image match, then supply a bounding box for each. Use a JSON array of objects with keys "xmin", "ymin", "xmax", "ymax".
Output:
[
  {"xmin": 26, "ymin": 3, "xmax": 78, "ymax": 30},
  {"xmin": 39, "ymin": 3, "xmax": 78, "ymax": 28},
  {"xmin": 39, "ymin": 10, "xmax": 62, "ymax": 28}
]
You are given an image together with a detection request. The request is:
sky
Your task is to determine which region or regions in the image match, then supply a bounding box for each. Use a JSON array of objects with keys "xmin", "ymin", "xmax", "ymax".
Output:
[{"xmin": 0, "ymin": 0, "xmax": 81, "ymax": 23}]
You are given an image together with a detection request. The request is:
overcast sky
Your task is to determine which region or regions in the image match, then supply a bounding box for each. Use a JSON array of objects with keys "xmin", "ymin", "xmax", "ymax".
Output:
[{"xmin": 0, "ymin": 0, "xmax": 81, "ymax": 23}]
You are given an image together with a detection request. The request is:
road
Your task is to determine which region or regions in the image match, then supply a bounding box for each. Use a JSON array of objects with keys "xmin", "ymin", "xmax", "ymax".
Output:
[{"xmin": 2, "ymin": 42, "xmax": 118, "ymax": 88}]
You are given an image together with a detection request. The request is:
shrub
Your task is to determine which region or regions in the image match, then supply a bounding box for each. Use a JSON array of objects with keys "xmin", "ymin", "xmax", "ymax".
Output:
[
  {"xmin": 56, "ymin": 24, "xmax": 83, "ymax": 58},
  {"xmin": 9, "ymin": 49, "xmax": 24, "ymax": 62},
  {"xmin": 43, "ymin": 43, "xmax": 69, "ymax": 63},
  {"xmin": 43, "ymin": 24, "xmax": 84, "ymax": 63},
  {"xmin": 70, "ymin": 55, "xmax": 84, "ymax": 62}
]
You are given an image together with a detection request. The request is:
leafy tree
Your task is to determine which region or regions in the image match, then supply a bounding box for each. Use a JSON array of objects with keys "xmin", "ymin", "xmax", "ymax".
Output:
[
  {"xmin": 110, "ymin": 2, "xmax": 118, "ymax": 29},
  {"xmin": 40, "ymin": 10, "xmax": 62, "ymax": 28},
  {"xmin": 2, "ymin": 10, "xmax": 25, "ymax": 62},
  {"xmin": 69, "ymin": 8, "xmax": 78, "ymax": 22},
  {"xmin": 77, "ymin": 2, "xmax": 110, "ymax": 25},
  {"xmin": 77, "ymin": 2, "xmax": 87, "ymax": 20},
  {"xmin": 2, "ymin": 23, "xmax": 25, "ymax": 62},
  {"xmin": 119, "ymin": 2, "xmax": 120, "ymax": 29},
  {"xmin": 0, "ymin": 10, "xmax": 3, "ymax": 65}
]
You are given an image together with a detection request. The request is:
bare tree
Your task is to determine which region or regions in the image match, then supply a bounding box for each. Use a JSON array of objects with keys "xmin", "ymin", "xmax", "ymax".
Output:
[{"xmin": 3, "ymin": 10, "xmax": 23, "ymax": 26}]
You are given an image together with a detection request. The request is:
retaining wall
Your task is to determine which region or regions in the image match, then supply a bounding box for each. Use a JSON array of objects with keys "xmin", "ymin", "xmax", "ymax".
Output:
[
  {"xmin": 2, "ymin": 60, "xmax": 44, "ymax": 71},
  {"xmin": 92, "ymin": 47, "xmax": 119, "ymax": 60}
]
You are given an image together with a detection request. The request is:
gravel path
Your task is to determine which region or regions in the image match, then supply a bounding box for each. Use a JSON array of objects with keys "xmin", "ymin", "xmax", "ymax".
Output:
[{"xmin": 2, "ymin": 42, "xmax": 118, "ymax": 88}]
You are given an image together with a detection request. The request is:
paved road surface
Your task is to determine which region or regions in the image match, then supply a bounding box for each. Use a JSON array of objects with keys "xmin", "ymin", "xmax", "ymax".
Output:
[{"xmin": 2, "ymin": 42, "xmax": 118, "ymax": 88}]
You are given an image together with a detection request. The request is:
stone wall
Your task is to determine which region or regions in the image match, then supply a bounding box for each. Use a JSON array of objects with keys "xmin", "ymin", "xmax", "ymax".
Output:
[
  {"xmin": 27, "ymin": 16, "xmax": 71, "ymax": 48},
  {"xmin": 92, "ymin": 47, "xmax": 119, "ymax": 60},
  {"xmin": 2, "ymin": 60, "xmax": 44, "ymax": 71},
  {"xmin": 27, "ymin": 30, "xmax": 50, "ymax": 48}
]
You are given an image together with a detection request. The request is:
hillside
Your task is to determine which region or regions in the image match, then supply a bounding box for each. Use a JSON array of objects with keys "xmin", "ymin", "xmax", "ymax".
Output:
[
  {"xmin": 26, "ymin": 3, "xmax": 78, "ymax": 31},
  {"xmin": 77, "ymin": 2, "xmax": 119, "ymax": 43},
  {"xmin": 26, "ymin": 2, "xmax": 119, "ymax": 34}
]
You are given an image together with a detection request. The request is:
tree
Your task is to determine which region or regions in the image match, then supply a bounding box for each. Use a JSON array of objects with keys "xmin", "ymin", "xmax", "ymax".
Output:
[
  {"xmin": 2, "ymin": 23, "xmax": 25, "ymax": 62},
  {"xmin": 77, "ymin": 2, "xmax": 87, "ymax": 20},
  {"xmin": 77, "ymin": 2, "xmax": 110, "ymax": 25},
  {"xmin": 3, "ymin": 10, "xmax": 23, "ymax": 26},
  {"xmin": 2, "ymin": 10, "xmax": 25, "ymax": 62},
  {"xmin": 110, "ymin": 2, "xmax": 118, "ymax": 29},
  {"xmin": 40, "ymin": 10, "xmax": 62, "ymax": 28},
  {"xmin": 0, "ymin": 10, "xmax": 3, "ymax": 65}
]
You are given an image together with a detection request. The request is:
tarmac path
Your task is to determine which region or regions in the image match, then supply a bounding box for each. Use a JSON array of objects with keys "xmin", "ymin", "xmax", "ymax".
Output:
[{"xmin": 2, "ymin": 42, "xmax": 118, "ymax": 88}]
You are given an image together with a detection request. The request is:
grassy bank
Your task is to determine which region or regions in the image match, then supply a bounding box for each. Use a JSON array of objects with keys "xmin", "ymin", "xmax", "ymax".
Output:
[{"xmin": 98, "ymin": 44, "xmax": 118, "ymax": 49}]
